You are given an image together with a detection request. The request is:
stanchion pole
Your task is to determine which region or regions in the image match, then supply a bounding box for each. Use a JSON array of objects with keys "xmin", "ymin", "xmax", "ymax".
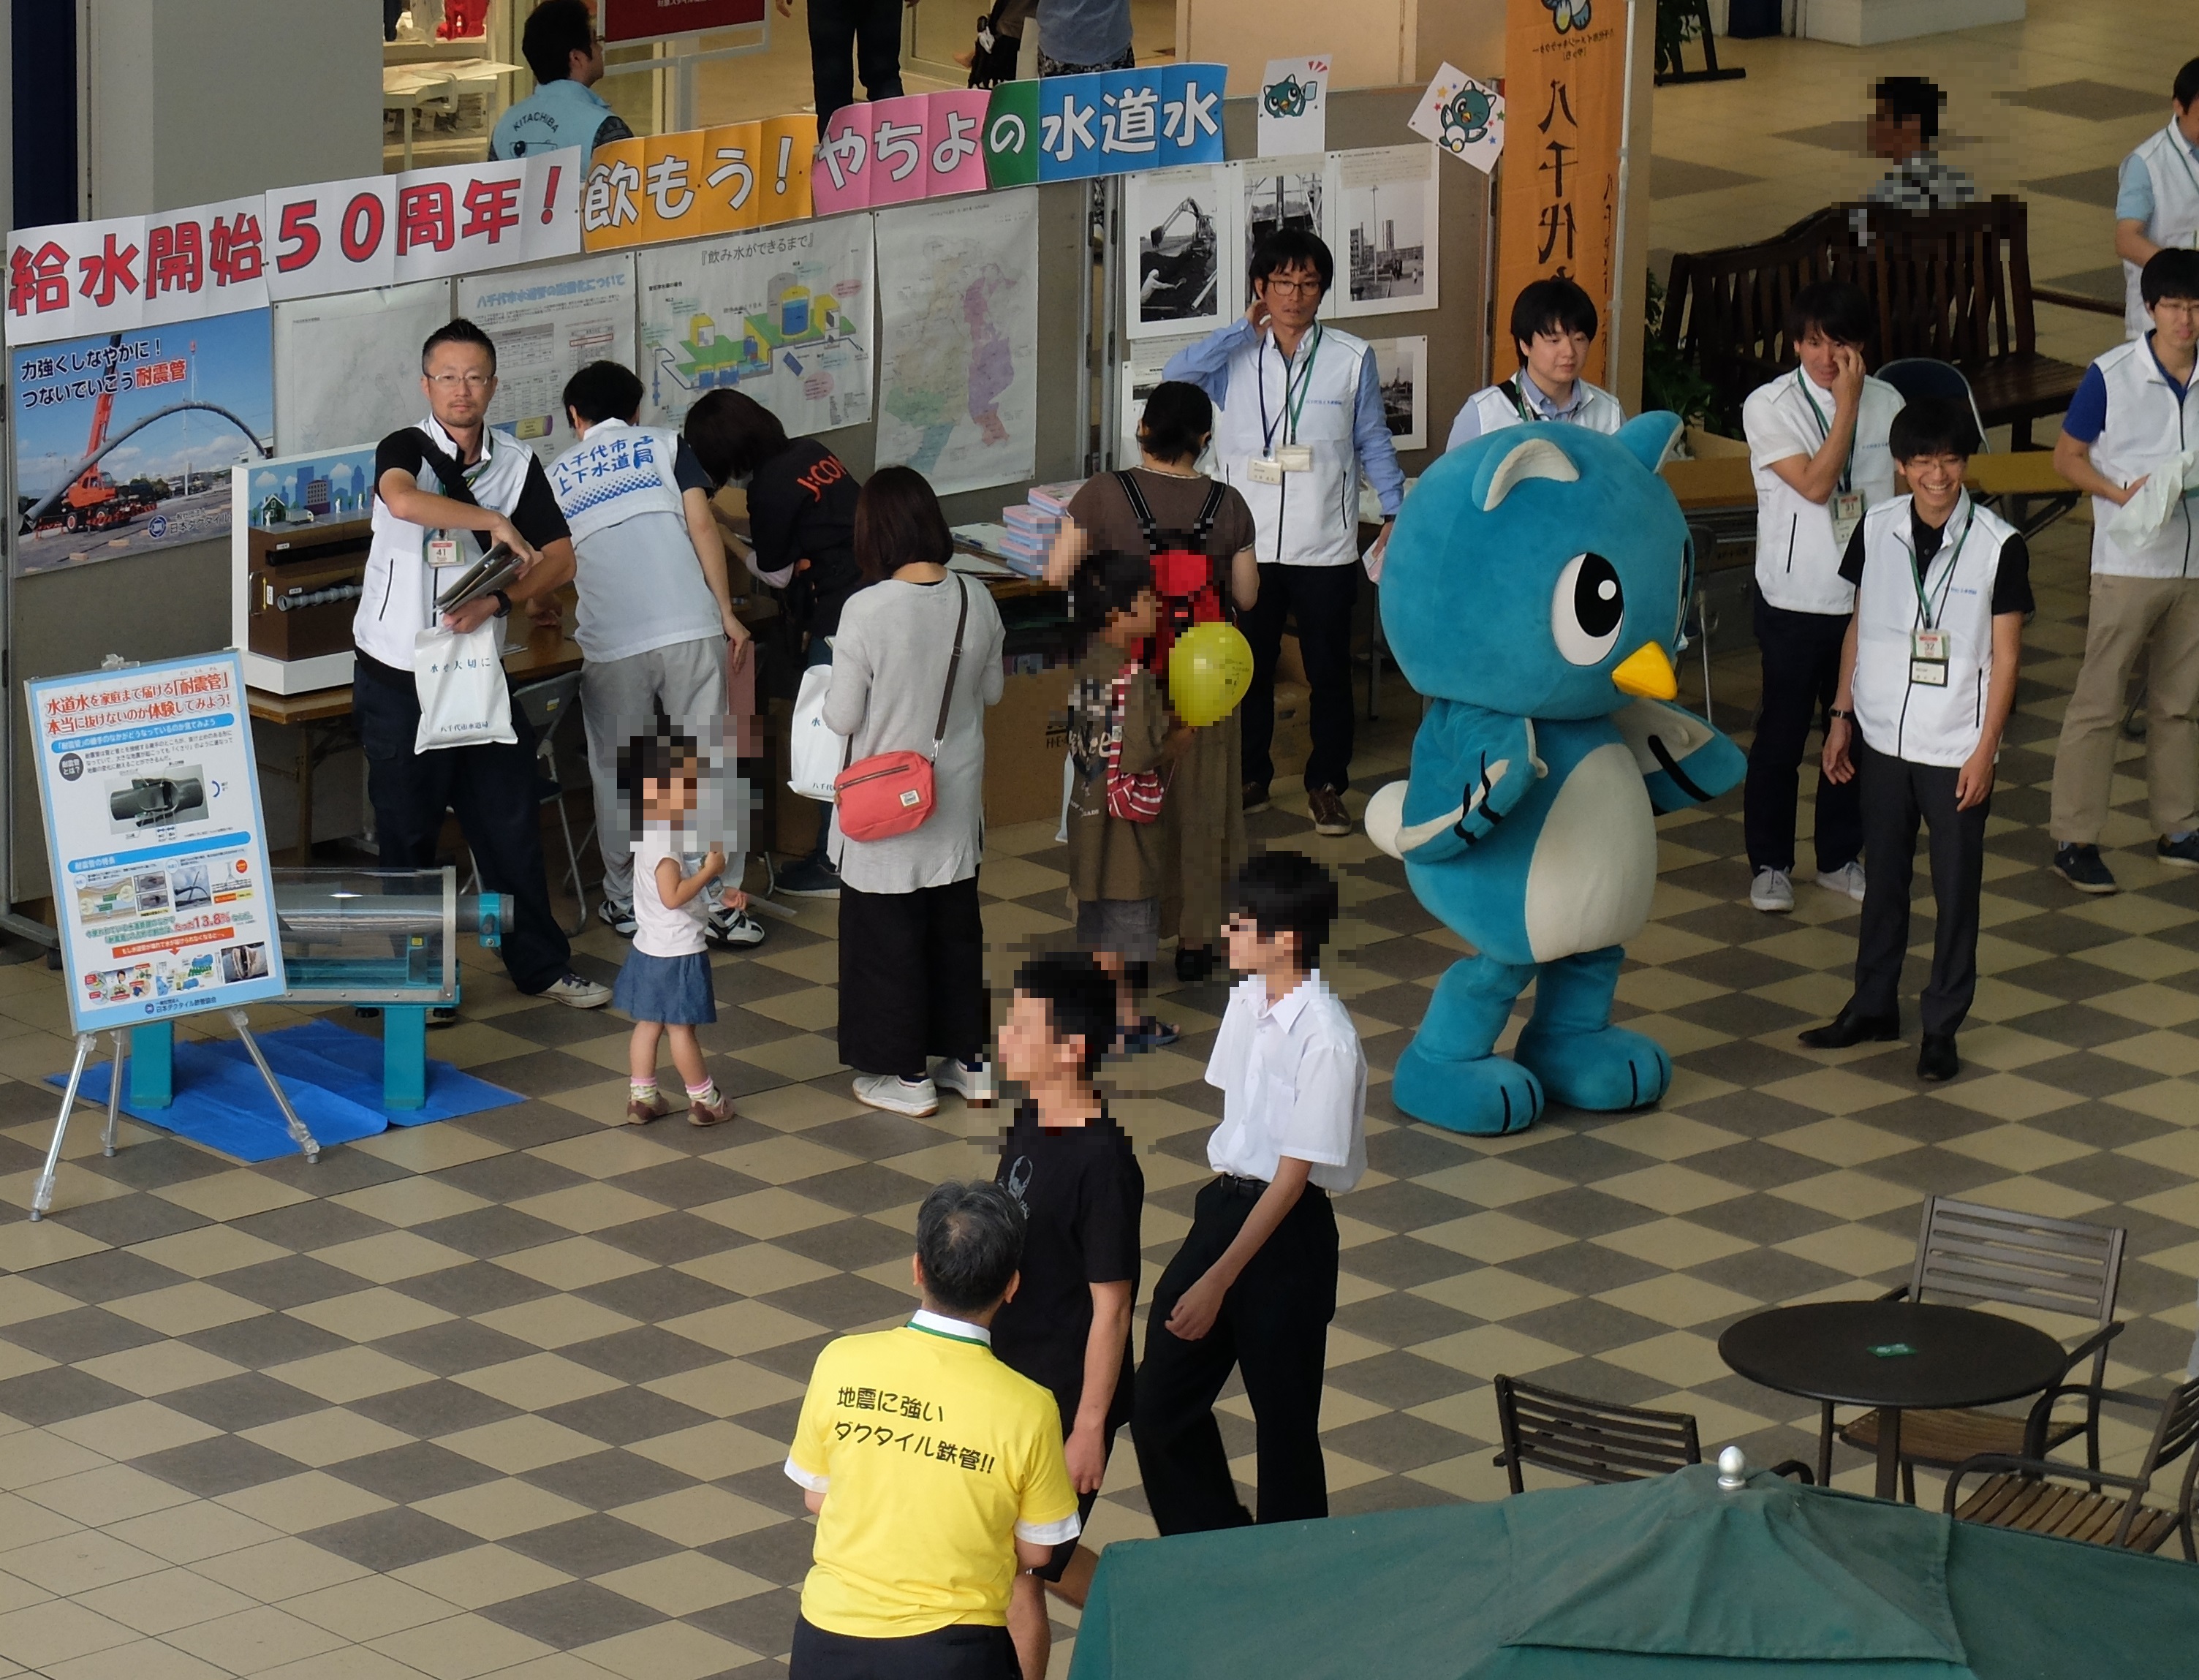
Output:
[
  {"xmin": 227, "ymin": 1009, "xmax": 319, "ymax": 1162},
  {"xmin": 29, "ymin": 1032, "xmax": 96, "ymax": 1222}
]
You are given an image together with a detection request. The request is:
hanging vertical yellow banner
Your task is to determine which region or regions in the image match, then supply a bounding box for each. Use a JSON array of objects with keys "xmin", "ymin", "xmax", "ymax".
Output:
[{"xmin": 1495, "ymin": 0, "xmax": 1628, "ymax": 385}]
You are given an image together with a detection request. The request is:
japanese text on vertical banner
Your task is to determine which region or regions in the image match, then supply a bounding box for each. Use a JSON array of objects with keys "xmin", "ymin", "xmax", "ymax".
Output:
[{"xmin": 1495, "ymin": 0, "xmax": 1626, "ymax": 385}]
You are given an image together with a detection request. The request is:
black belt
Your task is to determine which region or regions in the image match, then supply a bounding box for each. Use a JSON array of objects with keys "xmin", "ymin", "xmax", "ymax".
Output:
[{"xmin": 1215, "ymin": 1173, "xmax": 1328, "ymax": 1199}]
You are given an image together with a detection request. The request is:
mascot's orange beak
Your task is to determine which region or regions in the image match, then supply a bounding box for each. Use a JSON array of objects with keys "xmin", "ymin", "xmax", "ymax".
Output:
[{"xmin": 1611, "ymin": 643, "xmax": 1678, "ymax": 700}]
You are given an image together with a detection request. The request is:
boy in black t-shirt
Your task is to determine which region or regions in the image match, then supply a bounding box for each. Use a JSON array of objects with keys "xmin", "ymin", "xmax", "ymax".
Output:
[{"xmin": 989, "ymin": 952, "xmax": 1144, "ymax": 1680}]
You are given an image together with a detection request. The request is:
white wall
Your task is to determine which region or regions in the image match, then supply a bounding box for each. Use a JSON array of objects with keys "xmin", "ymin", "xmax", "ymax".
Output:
[{"xmin": 87, "ymin": 0, "xmax": 383, "ymax": 217}]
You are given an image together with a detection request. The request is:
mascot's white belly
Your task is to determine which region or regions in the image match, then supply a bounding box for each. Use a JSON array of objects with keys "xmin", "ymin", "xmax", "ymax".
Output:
[{"xmin": 1524, "ymin": 742, "xmax": 1659, "ymax": 963}]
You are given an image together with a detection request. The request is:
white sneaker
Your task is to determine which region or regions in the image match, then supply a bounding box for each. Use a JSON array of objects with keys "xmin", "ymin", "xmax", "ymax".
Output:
[
  {"xmin": 707, "ymin": 906, "xmax": 768, "ymax": 948},
  {"xmin": 1815, "ymin": 860, "xmax": 1867, "ymax": 903},
  {"xmin": 854, "ymin": 1073, "xmax": 939, "ymax": 1117},
  {"xmin": 540, "ymin": 972, "xmax": 613, "ymax": 1009},
  {"xmin": 597, "ymin": 898, "xmax": 636, "ymax": 937},
  {"xmin": 1750, "ymin": 868, "xmax": 1795, "ymax": 913},
  {"xmin": 932, "ymin": 1056, "xmax": 996, "ymax": 1108}
]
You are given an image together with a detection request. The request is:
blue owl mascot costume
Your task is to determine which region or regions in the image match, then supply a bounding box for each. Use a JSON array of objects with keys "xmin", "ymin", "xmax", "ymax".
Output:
[{"xmin": 1366, "ymin": 413, "xmax": 1746, "ymax": 1135}]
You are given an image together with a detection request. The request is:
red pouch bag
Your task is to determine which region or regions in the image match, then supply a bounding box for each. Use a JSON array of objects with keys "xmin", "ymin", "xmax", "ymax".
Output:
[{"xmin": 834, "ymin": 578, "xmax": 969, "ymax": 842}]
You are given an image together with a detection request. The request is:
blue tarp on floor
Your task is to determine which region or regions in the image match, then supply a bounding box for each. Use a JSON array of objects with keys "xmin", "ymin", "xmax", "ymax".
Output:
[{"xmin": 46, "ymin": 1018, "xmax": 525, "ymax": 1162}]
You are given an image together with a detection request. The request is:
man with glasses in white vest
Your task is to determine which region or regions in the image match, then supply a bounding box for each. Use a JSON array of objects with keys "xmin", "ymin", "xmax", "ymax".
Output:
[{"xmin": 2115, "ymin": 58, "xmax": 2199, "ymax": 341}]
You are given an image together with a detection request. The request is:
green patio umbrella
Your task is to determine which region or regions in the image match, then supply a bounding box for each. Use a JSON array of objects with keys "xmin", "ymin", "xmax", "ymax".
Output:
[{"xmin": 1069, "ymin": 1465, "xmax": 2197, "ymax": 1677}]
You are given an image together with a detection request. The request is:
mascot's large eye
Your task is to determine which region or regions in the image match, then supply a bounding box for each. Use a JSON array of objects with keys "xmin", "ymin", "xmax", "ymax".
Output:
[{"xmin": 1551, "ymin": 552, "xmax": 1624, "ymax": 666}]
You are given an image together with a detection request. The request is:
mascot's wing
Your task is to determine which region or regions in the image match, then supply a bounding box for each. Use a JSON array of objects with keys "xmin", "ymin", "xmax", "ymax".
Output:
[
  {"xmin": 1371, "ymin": 702, "xmax": 1547, "ymax": 863},
  {"xmin": 1613, "ymin": 698, "xmax": 1746, "ymax": 814}
]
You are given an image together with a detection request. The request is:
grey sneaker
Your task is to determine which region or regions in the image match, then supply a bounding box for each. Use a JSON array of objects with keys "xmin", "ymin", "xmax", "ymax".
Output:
[
  {"xmin": 540, "ymin": 973, "xmax": 612, "ymax": 1009},
  {"xmin": 597, "ymin": 898, "xmax": 636, "ymax": 937},
  {"xmin": 1814, "ymin": 861, "xmax": 1867, "ymax": 903},
  {"xmin": 707, "ymin": 905, "xmax": 768, "ymax": 947},
  {"xmin": 1749, "ymin": 868, "xmax": 1795, "ymax": 912},
  {"xmin": 853, "ymin": 1073, "xmax": 938, "ymax": 1117},
  {"xmin": 932, "ymin": 1056, "xmax": 995, "ymax": 1107}
]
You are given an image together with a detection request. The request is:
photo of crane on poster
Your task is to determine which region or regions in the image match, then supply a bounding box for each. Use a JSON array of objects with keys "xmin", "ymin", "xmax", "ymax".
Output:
[
  {"xmin": 635, "ymin": 216, "xmax": 874, "ymax": 436},
  {"xmin": 11, "ymin": 308, "xmax": 274, "ymax": 578}
]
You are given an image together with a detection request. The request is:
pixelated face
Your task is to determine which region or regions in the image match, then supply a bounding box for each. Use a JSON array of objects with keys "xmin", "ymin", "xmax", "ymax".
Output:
[
  {"xmin": 999, "ymin": 991, "xmax": 1076, "ymax": 1087},
  {"xmin": 1113, "ymin": 586, "xmax": 1159, "ymax": 643},
  {"xmin": 1379, "ymin": 417, "xmax": 1690, "ymax": 718},
  {"xmin": 1224, "ymin": 911, "xmax": 1295, "ymax": 976}
]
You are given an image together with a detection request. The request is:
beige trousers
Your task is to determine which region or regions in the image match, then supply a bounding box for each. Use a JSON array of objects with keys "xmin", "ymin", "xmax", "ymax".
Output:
[{"xmin": 2050, "ymin": 572, "xmax": 2199, "ymax": 842}]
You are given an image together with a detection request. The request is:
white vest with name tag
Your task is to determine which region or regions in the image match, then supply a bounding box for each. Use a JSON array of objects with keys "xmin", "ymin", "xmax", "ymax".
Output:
[
  {"xmin": 1851, "ymin": 493, "xmax": 2014, "ymax": 768},
  {"xmin": 1448, "ymin": 377, "xmax": 1625, "ymax": 450},
  {"xmin": 2124, "ymin": 124, "xmax": 2199, "ymax": 339},
  {"xmin": 2083, "ymin": 337, "xmax": 2199, "ymax": 578},
  {"xmin": 1745, "ymin": 371, "xmax": 1904, "ymax": 616},
  {"xmin": 1209, "ymin": 322, "xmax": 1377, "ymax": 568}
]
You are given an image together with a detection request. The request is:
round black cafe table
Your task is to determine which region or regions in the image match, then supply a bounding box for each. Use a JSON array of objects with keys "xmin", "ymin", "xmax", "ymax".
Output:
[{"xmin": 1719, "ymin": 1301, "xmax": 2068, "ymax": 1502}]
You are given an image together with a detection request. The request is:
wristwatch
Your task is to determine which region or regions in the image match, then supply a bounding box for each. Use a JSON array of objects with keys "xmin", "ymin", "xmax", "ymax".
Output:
[
  {"xmin": 1828, "ymin": 706, "xmax": 1853, "ymax": 721},
  {"xmin": 490, "ymin": 589, "xmax": 512, "ymax": 619}
]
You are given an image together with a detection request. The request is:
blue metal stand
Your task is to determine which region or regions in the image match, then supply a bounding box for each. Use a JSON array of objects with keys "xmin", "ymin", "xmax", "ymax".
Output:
[
  {"xmin": 384, "ymin": 1006, "xmax": 428, "ymax": 1110},
  {"xmin": 129, "ymin": 1022, "xmax": 174, "ymax": 1109}
]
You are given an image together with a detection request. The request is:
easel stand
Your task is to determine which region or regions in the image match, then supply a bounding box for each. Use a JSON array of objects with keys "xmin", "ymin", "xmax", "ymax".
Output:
[{"xmin": 29, "ymin": 1013, "xmax": 320, "ymax": 1220}]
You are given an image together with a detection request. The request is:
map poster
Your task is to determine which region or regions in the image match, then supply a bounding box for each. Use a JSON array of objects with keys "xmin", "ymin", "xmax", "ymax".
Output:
[
  {"xmin": 273, "ymin": 279, "xmax": 453, "ymax": 457},
  {"xmin": 12, "ymin": 308, "xmax": 274, "ymax": 578},
  {"xmin": 874, "ymin": 189, "xmax": 1039, "ymax": 496},
  {"xmin": 636, "ymin": 217, "xmax": 875, "ymax": 437},
  {"xmin": 458, "ymin": 253, "xmax": 637, "ymax": 463},
  {"xmin": 29, "ymin": 651, "xmax": 287, "ymax": 1035}
]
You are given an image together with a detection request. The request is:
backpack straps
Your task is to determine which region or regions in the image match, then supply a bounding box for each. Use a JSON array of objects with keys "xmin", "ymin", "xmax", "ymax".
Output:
[
  {"xmin": 1192, "ymin": 479, "xmax": 1228, "ymax": 543},
  {"xmin": 1113, "ymin": 469, "xmax": 1161, "ymax": 550}
]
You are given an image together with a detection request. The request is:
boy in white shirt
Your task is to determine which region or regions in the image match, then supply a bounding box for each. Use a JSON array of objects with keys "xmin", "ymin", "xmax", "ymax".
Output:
[
  {"xmin": 1446, "ymin": 276, "xmax": 1626, "ymax": 450},
  {"xmin": 1741, "ymin": 281, "xmax": 1905, "ymax": 915},
  {"xmin": 1132, "ymin": 851, "xmax": 1365, "ymax": 1535}
]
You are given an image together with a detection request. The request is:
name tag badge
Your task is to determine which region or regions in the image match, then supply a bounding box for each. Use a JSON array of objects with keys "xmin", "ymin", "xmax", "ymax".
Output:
[
  {"xmin": 1912, "ymin": 628, "xmax": 1949, "ymax": 662},
  {"xmin": 1831, "ymin": 490, "xmax": 1865, "ymax": 548},
  {"xmin": 1248, "ymin": 457, "xmax": 1284, "ymax": 485},
  {"xmin": 1276, "ymin": 444, "xmax": 1314, "ymax": 474},
  {"xmin": 425, "ymin": 536, "xmax": 461, "ymax": 568}
]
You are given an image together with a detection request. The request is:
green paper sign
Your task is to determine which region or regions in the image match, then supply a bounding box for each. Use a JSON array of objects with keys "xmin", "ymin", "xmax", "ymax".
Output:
[{"xmin": 983, "ymin": 80, "xmax": 1040, "ymax": 190}]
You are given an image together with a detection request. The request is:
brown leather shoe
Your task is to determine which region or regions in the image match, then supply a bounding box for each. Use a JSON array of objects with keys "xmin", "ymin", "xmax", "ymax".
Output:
[
  {"xmin": 624, "ymin": 1092, "xmax": 673, "ymax": 1126},
  {"xmin": 689, "ymin": 1090, "xmax": 737, "ymax": 1128},
  {"xmin": 1242, "ymin": 781, "xmax": 1271, "ymax": 814},
  {"xmin": 1309, "ymin": 786, "xmax": 1352, "ymax": 836}
]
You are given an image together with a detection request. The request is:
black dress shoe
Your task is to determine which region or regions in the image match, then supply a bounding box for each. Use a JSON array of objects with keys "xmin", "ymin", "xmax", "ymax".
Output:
[
  {"xmin": 1918, "ymin": 1033, "xmax": 1960, "ymax": 1081},
  {"xmin": 1798, "ymin": 1004, "xmax": 1901, "ymax": 1049}
]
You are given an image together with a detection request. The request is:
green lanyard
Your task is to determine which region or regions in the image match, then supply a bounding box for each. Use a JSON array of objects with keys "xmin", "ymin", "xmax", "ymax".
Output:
[
  {"xmin": 1281, "ymin": 325, "xmax": 1322, "ymax": 447},
  {"xmin": 1908, "ymin": 505, "xmax": 1972, "ymax": 632},
  {"xmin": 1795, "ymin": 368, "xmax": 1854, "ymax": 496}
]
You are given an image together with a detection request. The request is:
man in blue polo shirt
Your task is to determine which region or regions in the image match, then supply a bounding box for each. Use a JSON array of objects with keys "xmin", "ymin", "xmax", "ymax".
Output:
[
  {"xmin": 491, "ymin": 0, "xmax": 632, "ymax": 162},
  {"xmin": 2048, "ymin": 249, "xmax": 2199, "ymax": 894}
]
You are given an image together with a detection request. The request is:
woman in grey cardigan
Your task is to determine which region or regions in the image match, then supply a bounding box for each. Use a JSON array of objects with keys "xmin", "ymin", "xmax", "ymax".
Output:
[{"xmin": 825, "ymin": 468, "xmax": 1006, "ymax": 1116}]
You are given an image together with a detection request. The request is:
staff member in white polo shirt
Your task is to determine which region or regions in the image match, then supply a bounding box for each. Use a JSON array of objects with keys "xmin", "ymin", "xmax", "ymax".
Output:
[
  {"xmin": 352, "ymin": 319, "xmax": 610, "ymax": 1013},
  {"xmin": 2115, "ymin": 58, "xmax": 2199, "ymax": 341},
  {"xmin": 2047, "ymin": 249, "xmax": 2199, "ymax": 894},
  {"xmin": 1739, "ymin": 281, "xmax": 1904, "ymax": 915},
  {"xmin": 1445, "ymin": 276, "xmax": 1625, "ymax": 450},
  {"xmin": 1806, "ymin": 401, "xmax": 2029, "ymax": 1085},
  {"xmin": 1164, "ymin": 229, "xmax": 1406, "ymax": 841}
]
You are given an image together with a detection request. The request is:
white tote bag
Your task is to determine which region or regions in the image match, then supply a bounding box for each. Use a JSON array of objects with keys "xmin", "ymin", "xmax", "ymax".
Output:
[
  {"xmin": 787, "ymin": 659, "xmax": 843, "ymax": 802},
  {"xmin": 412, "ymin": 624, "xmax": 516, "ymax": 752}
]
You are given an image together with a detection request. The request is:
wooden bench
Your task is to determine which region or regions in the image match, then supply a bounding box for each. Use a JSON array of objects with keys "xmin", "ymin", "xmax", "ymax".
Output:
[{"xmin": 1663, "ymin": 197, "xmax": 2097, "ymax": 447}]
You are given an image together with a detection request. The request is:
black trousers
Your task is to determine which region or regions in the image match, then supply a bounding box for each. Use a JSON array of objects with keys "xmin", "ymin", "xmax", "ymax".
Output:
[
  {"xmin": 809, "ymin": 0, "xmax": 905, "ymax": 124},
  {"xmin": 1132, "ymin": 1176, "xmax": 1337, "ymax": 1534},
  {"xmin": 836, "ymin": 875, "xmax": 987, "ymax": 1078},
  {"xmin": 1744, "ymin": 595, "xmax": 1864, "ymax": 875},
  {"xmin": 1241, "ymin": 561, "xmax": 1358, "ymax": 795},
  {"xmin": 790, "ymin": 1617, "xmax": 1018, "ymax": 1680},
  {"xmin": 1852, "ymin": 738, "xmax": 1989, "ymax": 1038},
  {"xmin": 351, "ymin": 652, "xmax": 571, "ymax": 995}
]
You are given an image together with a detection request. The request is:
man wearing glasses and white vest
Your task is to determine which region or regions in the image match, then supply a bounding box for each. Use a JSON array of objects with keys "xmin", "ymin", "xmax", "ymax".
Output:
[
  {"xmin": 2115, "ymin": 58, "xmax": 2199, "ymax": 341},
  {"xmin": 351, "ymin": 319, "xmax": 611, "ymax": 1013},
  {"xmin": 1164, "ymin": 228, "xmax": 1404, "ymax": 839},
  {"xmin": 1804, "ymin": 398, "xmax": 2030, "ymax": 1084}
]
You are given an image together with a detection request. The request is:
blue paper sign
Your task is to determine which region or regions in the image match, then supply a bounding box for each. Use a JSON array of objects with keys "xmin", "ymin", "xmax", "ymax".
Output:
[{"xmin": 1037, "ymin": 63, "xmax": 1227, "ymax": 182}]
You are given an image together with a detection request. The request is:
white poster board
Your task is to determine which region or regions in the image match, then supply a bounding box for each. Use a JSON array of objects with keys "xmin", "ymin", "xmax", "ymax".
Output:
[
  {"xmin": 1257, "ymin": 56, "xmax": 1331, "ymax": 158},
  {"xmin": 273, "ymin": 280, "xmax": 454, "ymax": 455},
  {"xmin": 1369, "ymin": 335, "xmax": 1428, "ymax": 453},
  {"xmin": 636, "ymin": 217, "xmax": 875, "ymax": 437},
  {"xmin": 1237, "ymin": 156, "xmax": 1330, "ymax": 315},
  {"xmin": 1117, "ymin": 336, "xmax": 1204, "ymax": 466},
  {"xmin": 1124, "ymin": 164, "xmax": 1233, "ymax": 343},
  {"xmin": 874, "ymin": 190, "xmax": 1040, "ymax": 497},
  {"xmin": 460, "ymin": 251, "xmax": 639, "ymax": 463},
  {"xmin": 1329, "ymin": 145, "xmax": 1441, "ymax": 320},
  {"xmin": 29, "ymin": 651, "xmax": 287, "ymax": 1034}
]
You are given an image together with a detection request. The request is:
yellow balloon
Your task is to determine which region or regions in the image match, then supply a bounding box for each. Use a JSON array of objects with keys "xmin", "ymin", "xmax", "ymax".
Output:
[{"xmin": 1169, "ymin": 622, "xmax": 1254, "ymax": 727}]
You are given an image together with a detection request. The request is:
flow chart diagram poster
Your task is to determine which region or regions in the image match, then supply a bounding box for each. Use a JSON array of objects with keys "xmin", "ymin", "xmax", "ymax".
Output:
[
  {"xmin": 272, "ymin": 279, "xmax": 453, "ymax": 455},
  {"xmin": 637, "ymin": 216, "xmax": 874, "ymax": 437},
  {"xmin": 874, "ymin": 190, "xmax": 1037, "ymax": 496},
  {"xmin": 29, "ymin": 651, "xmax": 286, "ymax": 1034},
  {"xmin": 459, "ymin": 252, "xmax": 637, "ymax": 463},
  {"xmin": 12, "ymin": 309, "xmax": 274, "ymax": 577}
]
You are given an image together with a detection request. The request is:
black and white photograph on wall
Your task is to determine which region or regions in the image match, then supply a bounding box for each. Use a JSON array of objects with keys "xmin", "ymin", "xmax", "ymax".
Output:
[
  {"xmin": 1126, "ymin": 164, "xmax": 1233, "ymax": 341},
  {"xmin": 1117, "ymin": 336, "xmax": 1205, "ymax": 465},
  {"xmin": 1241, "ymin": 158, "xmax": 1327, "ymax": 305},
  {"xmin": 1369, "ymin": 336, "xmax": 1428, "ymax": 452},
  {"xmin": 1331, "ymin": 144, "xmax": 1442, "ymax": 319}
]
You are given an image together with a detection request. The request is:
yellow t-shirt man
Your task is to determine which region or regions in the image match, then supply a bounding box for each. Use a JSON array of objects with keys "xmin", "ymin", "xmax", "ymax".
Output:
[{"xmin": 785, "ymin": 1311, "xmax": 1082, "ymax": 1640}]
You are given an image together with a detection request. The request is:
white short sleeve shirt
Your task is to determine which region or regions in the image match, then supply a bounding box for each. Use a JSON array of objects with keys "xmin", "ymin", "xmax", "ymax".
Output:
[{"xmin": 1204, "ymin": 971, "xmax": 1367, "ymax": 1194}]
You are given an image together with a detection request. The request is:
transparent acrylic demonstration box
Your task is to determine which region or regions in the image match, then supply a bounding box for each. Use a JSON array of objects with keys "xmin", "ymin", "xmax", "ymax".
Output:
[{"xmin": 276, "ymin": 866, "xmax": 507, "ymax": 1006}]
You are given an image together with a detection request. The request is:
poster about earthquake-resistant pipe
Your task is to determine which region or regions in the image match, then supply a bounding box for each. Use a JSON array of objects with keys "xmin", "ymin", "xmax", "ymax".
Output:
[
  {"xmin": 11, "ymin": 307, "xmax": 274, "ymax": 578},
  {"xmin": 29, "ymin": 651, "xmax": 286, "ymax": 1034}
]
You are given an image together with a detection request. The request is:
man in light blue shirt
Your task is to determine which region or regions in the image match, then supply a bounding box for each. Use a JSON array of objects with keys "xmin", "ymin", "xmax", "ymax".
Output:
[
  {"xmin": 490, "ymin": 0, "xmax": 632, "ymax": 161},
  {"xmin": 2116, "ymin": 58, "xmax": 2199, "ymax": 338},
  {"xmin": 1037, "ymin": 0, "xmax": 1132, "ymax": 75}
]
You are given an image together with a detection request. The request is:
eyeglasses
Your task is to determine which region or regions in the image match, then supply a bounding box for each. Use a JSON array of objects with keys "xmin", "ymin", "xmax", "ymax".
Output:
[
  {"xmin": 1263, "ymin": 277, "xmax": 1325, "ymax": 298},
  {"xmin": 427, "ymin": 372, "xmax": 493, "ymax": 391}
]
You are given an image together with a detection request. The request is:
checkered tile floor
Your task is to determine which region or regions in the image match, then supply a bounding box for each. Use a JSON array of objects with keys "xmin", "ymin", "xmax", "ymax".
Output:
[{"xmin": 2, "ymin": 515, "xmax": 2197, "ymax": 1679}]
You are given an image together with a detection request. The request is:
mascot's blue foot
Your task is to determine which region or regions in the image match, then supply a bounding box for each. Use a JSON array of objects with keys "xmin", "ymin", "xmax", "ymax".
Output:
[
  {"xmin": 1515, "ymin": 1024, "xmax": 1672, "ymax": 1113},
  {"xmin": 1394, "ymin": 1040, "xmax": 1544, "ymax": 1135}
]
